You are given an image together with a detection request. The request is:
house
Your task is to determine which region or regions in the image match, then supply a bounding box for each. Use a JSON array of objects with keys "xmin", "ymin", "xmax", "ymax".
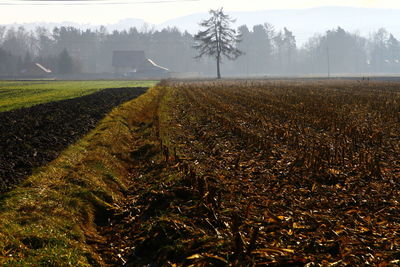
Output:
[
  {"xmin": 112, "ymin": 50, "xmax": 170, "ymax": 78},
  {"xmin": 112, "ymin": 50, "xmax": 146, "ymax": 72},
  {"xmin": 20, "ymin": 62, "xmax": 52, "ymax": 77}
]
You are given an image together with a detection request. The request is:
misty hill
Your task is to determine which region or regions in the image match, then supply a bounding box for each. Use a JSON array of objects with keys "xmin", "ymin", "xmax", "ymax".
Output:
[
  {"xmin": 4, "ymin": 7, "xmax": 400, "ymax": 46},
  {"xmin": 159, "ymin": 7, "xmax": 400, "ymax": 45},
  {"xmin": 3, "ymin": 18, "xmax": 147, "ymax": 33}
]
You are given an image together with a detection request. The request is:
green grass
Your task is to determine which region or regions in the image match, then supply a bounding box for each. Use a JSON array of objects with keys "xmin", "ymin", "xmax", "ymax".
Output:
[
  {"xmin": 0, "ymin": 80, "xmax": 158, "ymax": 112},
  {"xmin": 0, "ymin": 86, "xmax": 163, "ymax": 265}
]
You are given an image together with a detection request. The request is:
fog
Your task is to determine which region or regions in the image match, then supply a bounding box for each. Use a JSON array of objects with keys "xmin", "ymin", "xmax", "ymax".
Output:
[{"xmin": 0, "ymin": 16, "xmax": 399, "ymax": 78}]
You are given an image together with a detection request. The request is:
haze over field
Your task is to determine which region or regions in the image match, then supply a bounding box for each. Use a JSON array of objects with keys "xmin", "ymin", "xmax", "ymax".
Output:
[
  {"xmin": 2, "ymin": 1, "xmax": 400, "ymax": 77},
  {"xmin": 2, "ymin": 6, "xmax": 400, "ymax": 45},
  {"xmin": 0, "ymin": 0, "xmax": 398, "ymax": 24}
]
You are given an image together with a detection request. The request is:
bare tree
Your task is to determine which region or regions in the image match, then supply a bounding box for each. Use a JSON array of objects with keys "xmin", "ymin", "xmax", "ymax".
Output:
[
  {"xmin": 0, "ymin": 26, "xmax": 6, "ymax": 45},
  {"xmin": 194, "ymin": 8, "xmax": 242, "ymax": 78}
]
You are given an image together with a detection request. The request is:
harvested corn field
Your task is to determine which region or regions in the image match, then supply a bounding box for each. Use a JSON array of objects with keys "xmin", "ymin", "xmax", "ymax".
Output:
[{"xmin": 101, "ymin": 80, "xmax": 400, "ymax": 266}]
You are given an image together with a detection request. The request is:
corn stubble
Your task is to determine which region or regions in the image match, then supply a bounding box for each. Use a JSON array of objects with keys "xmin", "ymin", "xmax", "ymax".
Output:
[{"xmin": 103, "ymin": 80, "xmax": 399, "ymax": 266}]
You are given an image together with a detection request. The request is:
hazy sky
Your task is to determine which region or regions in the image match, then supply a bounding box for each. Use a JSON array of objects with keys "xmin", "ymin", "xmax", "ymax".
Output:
[{"xmin": 0, "ymin": 0, "xmax": 398, "ymax": 24}]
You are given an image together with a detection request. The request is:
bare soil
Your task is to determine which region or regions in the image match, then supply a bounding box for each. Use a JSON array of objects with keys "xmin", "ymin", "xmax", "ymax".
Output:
[{"xmin": 0, "ymin": 87, "xmax": 146, "ymax": 192}]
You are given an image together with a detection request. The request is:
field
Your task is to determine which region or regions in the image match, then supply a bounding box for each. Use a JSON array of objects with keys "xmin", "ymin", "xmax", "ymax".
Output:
[
  {"xmin": 99, "ymin": 80, "xmax": 400, "ymax": 266},
  {"xmin": 0, "ymin": 79, "xmax": 399, "ymax": 266},
  {"xmin": 0, "ymin": 88, "xmax": 160, "ymax": 265},
  {"xmin": 0, "ymin": 80, "xmax": 156, "ymax": 112},
  {"xmin": 0, "ymin": 87, "xmax": 147, "ymax": 192}
]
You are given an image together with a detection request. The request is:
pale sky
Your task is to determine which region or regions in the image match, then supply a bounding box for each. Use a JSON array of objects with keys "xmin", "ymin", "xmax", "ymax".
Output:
[{"xmin": 0, "ymin": 0, "xmax": 398, "ymax": 25}]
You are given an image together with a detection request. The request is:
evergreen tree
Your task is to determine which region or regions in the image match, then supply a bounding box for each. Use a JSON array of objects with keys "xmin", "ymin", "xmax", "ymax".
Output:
[
  {"xmin": 57, "ymin": 48, "xmax": 73, "ymax": 74},
  {"xmin": 194, "ymin": 8, "xmax": 242, "ymax": 78},
  {"xmin": 386, "ymin": 34, "xmax": 400, "ymax": 71}
]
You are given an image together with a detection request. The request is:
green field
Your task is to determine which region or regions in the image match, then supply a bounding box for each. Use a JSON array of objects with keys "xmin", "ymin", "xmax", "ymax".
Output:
[{"xmin": 0, "ymin": 80, "xmax": 157, "ymax": 112}]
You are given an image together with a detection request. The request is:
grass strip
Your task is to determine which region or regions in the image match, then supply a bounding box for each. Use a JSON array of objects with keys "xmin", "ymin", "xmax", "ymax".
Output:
[
  {"xmin": 0, "ymin": 80, "xmax": 157, "ymax": 112},
  {"xmin": 0, "ymin": 86, "xmax": 162, "ymax": 266}
]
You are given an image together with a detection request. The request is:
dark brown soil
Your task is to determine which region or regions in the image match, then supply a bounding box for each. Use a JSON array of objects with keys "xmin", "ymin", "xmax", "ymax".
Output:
[{"xmin": 0, "ymin": 87, "xmax": 146, "ymax": 192}]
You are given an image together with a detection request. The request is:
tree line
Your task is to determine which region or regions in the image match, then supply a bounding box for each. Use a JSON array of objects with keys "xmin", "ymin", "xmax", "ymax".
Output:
[{"xmin": 0, "ymin": 21, "xmax": 399, "ymax": 77}]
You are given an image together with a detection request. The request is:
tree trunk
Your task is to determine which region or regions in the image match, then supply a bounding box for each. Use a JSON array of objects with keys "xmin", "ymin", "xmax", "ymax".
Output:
[{"xmin": 216, "ymin": 53, "xmax": 221, "ymax": 79}]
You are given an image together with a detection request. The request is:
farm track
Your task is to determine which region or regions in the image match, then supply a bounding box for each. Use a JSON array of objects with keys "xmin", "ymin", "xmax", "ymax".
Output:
[
  {"xmin": 0, "ymin": 87, "xmax": 146, "ymax": 192},
  {"xmin": 98, "ymin": 81, "xmax": 399, "ymax": 266}
]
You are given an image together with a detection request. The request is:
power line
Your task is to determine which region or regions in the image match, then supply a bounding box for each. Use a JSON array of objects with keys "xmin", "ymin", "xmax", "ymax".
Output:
[{"xmin": 0, "ymin": 0, "xmax": 200, "ymax": 5}]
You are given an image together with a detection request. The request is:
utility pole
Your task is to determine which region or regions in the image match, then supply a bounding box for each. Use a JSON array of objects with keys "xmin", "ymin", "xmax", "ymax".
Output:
[
  {"xmin": 327, "ymin": 46, "xmax": 331, "ymax": 78},
  {"xmin": 246, "ymin": 42, "xmax": 249, "ymax": 77}
]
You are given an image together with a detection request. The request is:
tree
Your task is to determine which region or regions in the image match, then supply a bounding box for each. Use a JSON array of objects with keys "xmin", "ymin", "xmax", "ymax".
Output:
[
  {"xmin": 236, "ymin": 24, "xmax": 274, "ymax": 76},
  {"xmin": 370, "ymin": 28, "xmax": 389, "ymax": 72},
  {"xmin": 236, "ymin": 25, "xmax": 250, "ymax": 75},
  {"xmin": 194, "ymin": 8, "xmax": 242, "ymax": 78},
  {"xmin": 2, "ymin": 27, "xmax": 30, "ymax": 57},
  {"xmin": 0, "ymin": 26, "xmax": 6, "ymax": 45},
  {"xmin": 387, "ymin": 34, "xmax": 400, "ymax": 71},
  {"xmin": 0, "ymin": 47, "xmax": 18, "ymax": 75},
  {"xmin": 57, "ymin": 48, "xmax": 74, "ymax": 74},
  {"xmin": 36, "ymin": 27, "xmax": 54, "ymax": 58},
  {"xmin": 253, "ymin": 24, "xmax": 273, "ymax": 73},
  {"xmin": 282, "ymin": 28, "xmax": 296, "ymax": 72},
  {"xmin": 301, "ymin": 27, "xmax": 367, "ymax": 75}
]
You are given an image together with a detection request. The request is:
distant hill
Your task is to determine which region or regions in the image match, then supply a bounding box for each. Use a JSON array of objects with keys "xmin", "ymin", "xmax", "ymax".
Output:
[
  {"xmin": 3, "ymin": 7, "xmax": 400, "ymax": 46},
  {"xmin": 2, "ymin": 18, "xmax": 147, "ymax": 33},
  {"xmin": 159, "ymin": 7, "xmax": 400, "ymax": 45}
]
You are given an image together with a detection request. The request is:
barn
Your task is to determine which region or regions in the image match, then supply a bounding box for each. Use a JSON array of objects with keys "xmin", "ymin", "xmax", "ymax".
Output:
[{"xmin": 112, "ymin": 50, "xmax": 170, "ymax": 78}]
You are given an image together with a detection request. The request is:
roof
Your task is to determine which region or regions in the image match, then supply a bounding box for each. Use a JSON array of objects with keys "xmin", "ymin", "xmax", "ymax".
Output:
[
  {"xmin": 112, "ymin": 50, "xmax": 146, "ymax": 68},
  {"xmin": 140, "ymin": 59, "xmax": 169, "ymax": 72},
  {"xmin": 20, "ymin": 62, "xmax": 52, "ymax": 75},
  {"xmin": 146, "ymin": 59, "xmax": 169, "ymax": 71},
  {"xmin": 35, "ymin": 63, "xmax": 52, "ymax": 73}
]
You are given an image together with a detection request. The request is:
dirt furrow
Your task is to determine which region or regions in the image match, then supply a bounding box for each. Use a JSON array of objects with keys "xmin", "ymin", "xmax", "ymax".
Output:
[{"xmin": 0, "ymin": 87, "xmax": 147, "ymax": 192}]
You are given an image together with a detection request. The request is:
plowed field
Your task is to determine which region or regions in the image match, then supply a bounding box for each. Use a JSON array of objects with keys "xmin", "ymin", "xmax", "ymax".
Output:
[{"xmin": 0, "ymin": 87, "xmax": 146, "ymax": 192}]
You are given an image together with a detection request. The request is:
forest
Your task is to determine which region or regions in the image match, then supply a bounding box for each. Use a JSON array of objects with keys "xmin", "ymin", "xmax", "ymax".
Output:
[{"xmin": 0, "ymin": 23, "xmax": 399, "ymax": 76}]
